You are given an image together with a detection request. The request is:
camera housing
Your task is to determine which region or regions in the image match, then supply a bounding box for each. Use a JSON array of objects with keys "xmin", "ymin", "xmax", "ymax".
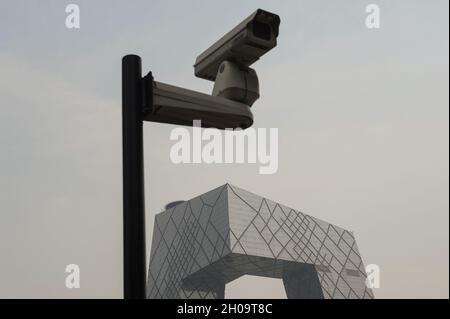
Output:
[{"xmin": 194, "ymin": 9, "xmax": 280, "ymax": 81}]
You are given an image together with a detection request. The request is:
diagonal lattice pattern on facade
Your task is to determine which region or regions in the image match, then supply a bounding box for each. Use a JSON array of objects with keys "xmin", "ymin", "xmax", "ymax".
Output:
[{"xmin": 147, "ymin": 184, "xmax": 374, "ymax": 299}]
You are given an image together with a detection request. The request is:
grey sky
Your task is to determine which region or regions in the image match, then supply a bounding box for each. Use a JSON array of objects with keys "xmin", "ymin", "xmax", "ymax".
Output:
[{"xmin": 0, "ymin": 0, "xmax": 448, "ymax": 298}]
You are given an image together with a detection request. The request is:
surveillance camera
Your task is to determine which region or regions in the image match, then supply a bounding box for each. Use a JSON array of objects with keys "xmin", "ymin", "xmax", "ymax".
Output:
[
  {"xmin": 194, "ymin": 9, "xmax": 280, "ymax": 81},
  {"xmin": 128, "ymin": 9, "xmax": 280, "ymax": 130}
]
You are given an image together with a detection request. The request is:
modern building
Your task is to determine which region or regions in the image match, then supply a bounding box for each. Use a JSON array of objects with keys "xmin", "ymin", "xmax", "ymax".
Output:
[{"xmin": 147, "ymin": 184, "xmax": 374, "ymax": 299}]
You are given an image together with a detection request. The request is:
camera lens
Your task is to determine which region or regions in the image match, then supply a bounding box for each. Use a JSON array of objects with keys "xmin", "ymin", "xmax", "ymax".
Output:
[{"xmin": 252, "ymin": 21, "xmax": 271, "ymax": 40}]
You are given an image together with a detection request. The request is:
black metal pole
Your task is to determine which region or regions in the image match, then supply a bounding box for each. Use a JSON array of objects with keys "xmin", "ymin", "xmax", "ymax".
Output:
[{"xmin": 122, "ymin": 55, "xmax": 146, "ymax": 299}]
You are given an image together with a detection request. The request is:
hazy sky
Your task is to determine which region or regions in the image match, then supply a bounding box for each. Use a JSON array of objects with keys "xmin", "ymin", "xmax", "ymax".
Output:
[{"xmin": 0, "ymin": 0, "xmax": 448, "ymax": 298}]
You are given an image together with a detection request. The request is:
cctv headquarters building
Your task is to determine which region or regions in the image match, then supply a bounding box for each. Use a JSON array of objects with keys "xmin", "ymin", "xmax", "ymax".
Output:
[{"xmin": 147, "ymin": 184, "xmax": 374, "ymax": 299}]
